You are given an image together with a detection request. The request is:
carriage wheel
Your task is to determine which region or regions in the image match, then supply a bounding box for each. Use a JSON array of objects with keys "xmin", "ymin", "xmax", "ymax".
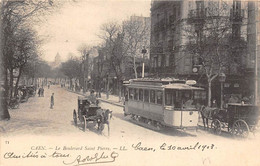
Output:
[
  {"xmin": 232, "ymin": 120, "xmax": 250, "ymax": 138},
  {"xmin": 211, "ymin": 119, "xmax": 222, "ymax": 135},
  {"xmin": 156, "ymin": 122, "xmax": 162, "ymax": 130},
  {"xmin": 73, "ymin": 110, "xmax": 77, "ymax": 126},
  {"xmin": 83, "ymin": 116, "xmax": 87, "ymax": 132}
]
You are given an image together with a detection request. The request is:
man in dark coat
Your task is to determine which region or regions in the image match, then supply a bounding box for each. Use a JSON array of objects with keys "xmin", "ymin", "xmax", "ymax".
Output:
[
  {"xmin": 50, "ymin": 93, "xmax": 54, "ymax": 109},
  {"xmin": 88, "ymin": 90, "xmax": 97, "ymax": 105}
]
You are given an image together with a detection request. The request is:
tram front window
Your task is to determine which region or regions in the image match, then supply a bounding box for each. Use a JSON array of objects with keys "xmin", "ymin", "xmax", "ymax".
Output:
[
  {"xmin": 182, "ymin": 91, "xmax": 195, "ymax": 109},
  {"xmin": 165, "ymin": 90, "xmax": 195, "ymax": 109}
]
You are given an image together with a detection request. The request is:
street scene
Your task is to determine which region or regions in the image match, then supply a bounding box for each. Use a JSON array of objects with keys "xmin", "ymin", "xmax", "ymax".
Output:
[
  {"xmin": 0, "ymin": 0, "xmax": 260, "ymax": 166},
  {"xmin": 0, "ymin": 84, "xmax": 237, "ymax": 140}
]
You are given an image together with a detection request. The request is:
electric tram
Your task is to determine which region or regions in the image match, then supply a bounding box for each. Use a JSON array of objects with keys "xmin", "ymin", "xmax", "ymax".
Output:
[{"xmin": 123, "ymin": 78, "xmax": 206, "ymax": 130}]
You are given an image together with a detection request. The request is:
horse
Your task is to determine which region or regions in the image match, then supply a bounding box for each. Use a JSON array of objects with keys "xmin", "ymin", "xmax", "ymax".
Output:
[
  {"xmin": 199, "ymin": 105, "xmax": 219, "ymax": 129},
  {"xmin": 96, "ymin": 109, "xmax": 113, "ymax": 136}
]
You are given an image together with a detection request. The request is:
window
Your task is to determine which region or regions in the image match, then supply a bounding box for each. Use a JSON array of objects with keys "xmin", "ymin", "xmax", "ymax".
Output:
[
  {"xmin": 175, "ymin": 91, "xmax": 182, "ymax": 109},
  {"xmin": 129, "ymin": 88, "xmax": 134, "ymax": 100},
  {"xmin": 158, "ymin": 55, "xmax": 161, "ymax": 67},
  {"xmin": 156, "ymin": 91, "xmax": 163, "ymax": 105},
  {"xmin": 164, "ymin": 11, "xmax": 168, "ymax": 25},
  {"xmin": 161, "ymin": 55, "xmax": 165, "ymax": 67},
  {"xmin": 150, "ymin": 90, "xmax": 155, "ymax": 103},
  {"xmin": 177, "ymin": 6, "xmax": 181, "ymax": 17},
  {"xmin": 154, "ymin": 57, "xmax": 158, "ymax": 68},
  {"xmin": 165, "ymin": 54, "xmax": 169, "ymax": 67},
  {"xmin": 168, "ymin": 40, "xmax": 173, "ymax": 51},
  {"xmin": 134, "ymin": 89, "xmax": 139, "ymax": 100},
  {"xmin": 139, "ymin": 89, "xmax": 143, "ymax": 101},
  {"xmin": 144, "ymin": 89, "xmax": 149, "ymax": 102}
]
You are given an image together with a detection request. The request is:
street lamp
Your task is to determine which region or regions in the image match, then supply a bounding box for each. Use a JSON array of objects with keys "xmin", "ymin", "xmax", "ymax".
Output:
[
  {"xmin": 219, "ymin": 72, "xmax": 226, "ymax": 109},
  {"xmin": 141, "ymin": 47, "xmax": 147, "ymax": 78}
]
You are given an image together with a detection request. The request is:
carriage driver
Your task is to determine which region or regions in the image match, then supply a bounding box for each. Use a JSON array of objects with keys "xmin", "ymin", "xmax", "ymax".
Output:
[{"xmin": 88, "ymin": 89, "xmax": 97, "ymax": 105}]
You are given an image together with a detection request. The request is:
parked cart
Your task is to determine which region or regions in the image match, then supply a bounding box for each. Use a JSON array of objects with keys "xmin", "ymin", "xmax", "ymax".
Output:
[{"xmin": 209, "ymin": 103, "xmax": 259, "ymax": 138}]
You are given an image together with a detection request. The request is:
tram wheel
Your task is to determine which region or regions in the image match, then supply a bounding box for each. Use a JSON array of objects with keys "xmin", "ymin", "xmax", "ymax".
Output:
[{"xmin": 147, "ymin": 120, "xmax": 152, "ymax": 125}]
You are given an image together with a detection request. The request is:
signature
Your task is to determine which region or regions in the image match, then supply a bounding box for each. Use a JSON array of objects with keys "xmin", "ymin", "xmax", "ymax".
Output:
[{"xmin": 63, "ymin": 151, "xmax": 119, "ymax": 166}]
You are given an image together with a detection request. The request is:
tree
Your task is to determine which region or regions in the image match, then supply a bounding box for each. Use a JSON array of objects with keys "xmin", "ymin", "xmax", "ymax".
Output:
[
  {"xmin": 99, "ymin": 21, "xmax": 126, "ymax": 100},
  {"xmin": 184, "ymin": 1, "xmax": 247, "ymax": 106},
  {"xmin": 77, "ymin": 44, "xmax": 92, "ymax": 92},
  {"xmin": 60, "ymin": 57, "xmax": 81, "ymax": 90},
  {"xmin": 122, "ymin": 16, "xmax": 150, "ymax": 78},
  {"xmin": 21, "ymin": 58, "xmax": 52, "ymax": 86},
  {"xmin": 0, "ymin": 0, "xmax": 56, "ymax": 120}
]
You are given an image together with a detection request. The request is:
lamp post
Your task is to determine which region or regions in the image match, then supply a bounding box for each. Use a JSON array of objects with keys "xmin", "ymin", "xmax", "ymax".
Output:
[
  {"xmin": 106, "ymin": 74, "xmax": 109, "ymax": 99},
  {"xmin": 141, "ymin": 47, "xmax": 147, "ymax": 78},
  {"xmin": 254, "ymin": 0, "xmax": 258, "ymax": 105},
  {"xmin": 219, "ymin": 72, "xmax": 226, "ymax": 109}
]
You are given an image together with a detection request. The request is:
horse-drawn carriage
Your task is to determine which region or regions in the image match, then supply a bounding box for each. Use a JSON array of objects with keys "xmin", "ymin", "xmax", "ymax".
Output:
[
  {"xmin": 19, "ymin": 86, "xmax": 29, "ymax": 103},
  {"xmin": 27, "ymin": 85, "xmax": 36, "ymax": 97},
  {"xmin": 8, "ymin": 97, "xmax": 20, "ymax": 109},
  {"xmin": 201, "ymin": 103, "xmax": 259, "ymax": 138},
  {"xmin": 73, "ymin": 96, "xmax": 112, "ymax": 136}
]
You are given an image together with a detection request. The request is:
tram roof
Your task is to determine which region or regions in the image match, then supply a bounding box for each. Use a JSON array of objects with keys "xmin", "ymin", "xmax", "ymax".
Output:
[
  {"xmin": 130, "ymin": 78, "xmax": 185, "ymax": 84},
  {"xmin": 163, "ymin": 83, "xmax": 204, "ymax": 90}
]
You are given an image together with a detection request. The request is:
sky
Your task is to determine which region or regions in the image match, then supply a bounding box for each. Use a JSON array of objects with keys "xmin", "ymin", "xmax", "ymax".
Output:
[{"xmin": 36, "ymin": 0, "xmax": 151, "ymax": 62}]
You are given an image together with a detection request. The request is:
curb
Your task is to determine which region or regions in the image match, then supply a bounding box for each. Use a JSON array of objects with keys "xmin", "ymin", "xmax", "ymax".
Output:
[
  {"xmin": 66, "ymin": 88, "xmax": 124, "ymax": 108},
  {"xmin": 98, "ymin": 98, "xmax": 124, "ymax": 107}
]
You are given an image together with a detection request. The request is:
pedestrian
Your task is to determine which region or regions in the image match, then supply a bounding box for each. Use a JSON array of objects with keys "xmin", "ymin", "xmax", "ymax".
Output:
[
  {"xmin": 38, "ymin": 88, "xmax": 41, "ymax": 97},
  {"xmin": 212, "ymin": 99, "xmax": 217, "ymax": 107},
  {"xmin": 50, "ymin": 93, "xmax": 54, "ymax": 109},
  {"xmin": 42, "ymin": 88, "xmax": 44, "ymax": 97},
  {"xmin": 48, "ymin": 84, "xmax": 50, "ymax": 89}
]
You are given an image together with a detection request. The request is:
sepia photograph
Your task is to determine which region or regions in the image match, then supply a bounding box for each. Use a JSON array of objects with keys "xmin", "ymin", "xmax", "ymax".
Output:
[{"xmin": 0, "ymin": 0, "xmax": 260, "ymax": 165}]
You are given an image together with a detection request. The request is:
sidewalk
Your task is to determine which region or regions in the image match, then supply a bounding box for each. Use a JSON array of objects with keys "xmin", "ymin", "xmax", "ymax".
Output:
[{"xmin": 66, "ymin": 88, "xmax": 124, "ymax": 107}]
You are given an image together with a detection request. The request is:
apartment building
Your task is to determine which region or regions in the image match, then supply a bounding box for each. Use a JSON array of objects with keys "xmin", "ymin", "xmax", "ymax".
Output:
[{"xmin": 150, "ymin": 0, "xmax": 257, "ymax": 103}]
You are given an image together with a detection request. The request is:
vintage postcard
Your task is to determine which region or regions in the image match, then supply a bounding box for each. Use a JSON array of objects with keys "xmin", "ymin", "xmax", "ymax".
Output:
[{"xmin": 0, "ymin": 0, "xmax": 260, "ymax": 166}]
